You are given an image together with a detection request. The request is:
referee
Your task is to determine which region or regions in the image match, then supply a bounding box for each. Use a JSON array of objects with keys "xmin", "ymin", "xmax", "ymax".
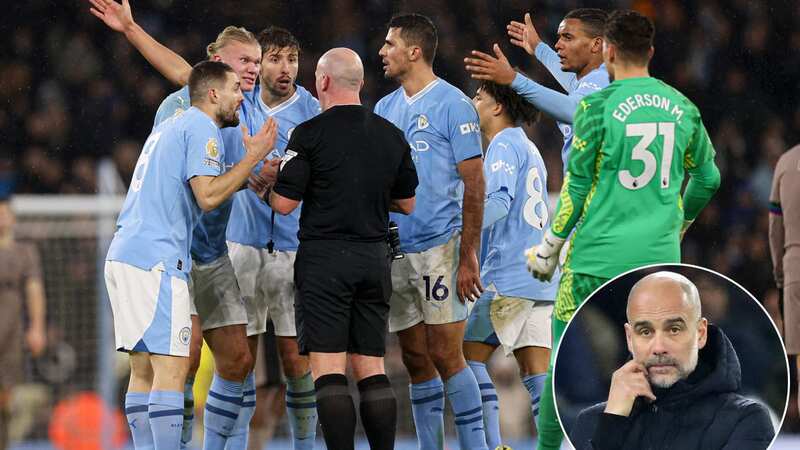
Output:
[{"xmin": 262, "ymin": 47, "xmax": 417, "ymax": 450}]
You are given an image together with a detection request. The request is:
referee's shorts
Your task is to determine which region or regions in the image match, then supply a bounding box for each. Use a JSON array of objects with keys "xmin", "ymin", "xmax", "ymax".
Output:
[{"xmin": 294, "ymin": 239, "xmax": 391, "ymax": 356}]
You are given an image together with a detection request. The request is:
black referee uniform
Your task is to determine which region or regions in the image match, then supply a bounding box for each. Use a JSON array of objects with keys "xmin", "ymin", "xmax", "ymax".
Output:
[{"xmin": 272, "ymin": 104, "xmax": 418, "ymax": 357}]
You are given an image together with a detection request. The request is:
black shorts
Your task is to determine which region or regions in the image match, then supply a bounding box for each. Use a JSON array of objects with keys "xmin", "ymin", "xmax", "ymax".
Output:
[{"xmin": 294, "ymin": 239, "xmax": 391, "ymax": 356}]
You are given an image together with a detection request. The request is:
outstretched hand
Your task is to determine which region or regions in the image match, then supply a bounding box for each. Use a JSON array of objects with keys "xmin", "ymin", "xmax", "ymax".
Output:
[
  {"xmin": 464, "ymin": 44, "xmax": 516, "ymax": 85},
  {"xmin": 242, "ymin": 117, "xmax": 278, "ymax": 162},
  {"xmin": 88, "ymin": 0, "xmax": 134, "ymax": 33},
  {"xmin": 507, "ymin": 13, "xmax": 541, "ymax": 56}
]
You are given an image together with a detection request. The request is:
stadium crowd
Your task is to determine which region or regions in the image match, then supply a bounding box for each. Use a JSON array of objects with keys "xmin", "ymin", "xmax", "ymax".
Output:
[{"xmin": 3, "ymin": 0, "xmax": 798, "ymax": 442}]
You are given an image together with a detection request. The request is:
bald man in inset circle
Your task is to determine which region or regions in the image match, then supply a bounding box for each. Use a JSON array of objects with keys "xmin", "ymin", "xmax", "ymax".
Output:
[{"xmin": 569, "ymin": 271, "xmax": 775, "ymax": 450}]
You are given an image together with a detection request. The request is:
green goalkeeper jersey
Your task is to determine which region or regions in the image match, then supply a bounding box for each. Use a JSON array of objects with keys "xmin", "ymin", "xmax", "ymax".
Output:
[{"xmin": 553, "ymin": 76, "xmax": 720, "ymax": 279}]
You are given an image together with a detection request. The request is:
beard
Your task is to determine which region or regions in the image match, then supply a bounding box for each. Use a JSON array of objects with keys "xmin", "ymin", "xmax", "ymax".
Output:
[
  {"xmin": 218, "ymin": 107, "xmax": 240, "ymax": 128},
  {"xmin": 644, "ymin": 350, "xmax": 698, "ymax": 389}
]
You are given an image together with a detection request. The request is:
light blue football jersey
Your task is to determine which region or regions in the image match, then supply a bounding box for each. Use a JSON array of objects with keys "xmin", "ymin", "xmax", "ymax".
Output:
[
  {"xmin": 152, "ymin": 86, "xmax": 243, "ymax": 264},
  {"xmin": 374, "ymin": 78, "xmax": 482, "ymax": 253},
  {"xmin": 554, "ymin": 66, "xmax": 609, "ymax": 168},
  {"xmin": 514, "ymin": 43, "xmax": 609, "ymax": 170},
  {"xmin": 481, "ymin": 127, "xmax": 558, "ymax": 301},
  {"xmin": 107, "ymin": 107, "xmax": 224, "ymax": 276},
  {"xmin": 226, "ymin": 84, "xmax": 320, "ymax": 250}
]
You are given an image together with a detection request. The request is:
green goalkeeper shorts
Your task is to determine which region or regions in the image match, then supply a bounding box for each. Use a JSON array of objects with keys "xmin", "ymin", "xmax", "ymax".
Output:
[{"xmin": 554, "ymin": 269, "xmax": 609, "ymax": 323}]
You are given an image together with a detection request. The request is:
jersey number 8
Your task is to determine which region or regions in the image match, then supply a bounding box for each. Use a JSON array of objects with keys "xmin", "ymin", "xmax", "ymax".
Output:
[
  {"xmin": 131, "ymin": 132, "xmax": 162, "ymax": 192},
  {"xmin": 523, "ymin": 166, "xmax": 548, "ymax": 230},
  {"xmin": 619, "ymin": 122, "xmax": 675, "ymax": 190}
]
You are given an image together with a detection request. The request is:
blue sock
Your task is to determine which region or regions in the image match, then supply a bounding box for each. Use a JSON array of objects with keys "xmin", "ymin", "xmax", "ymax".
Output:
[
  {"xmin": 409, "ymin": 378, "xmax": 445, "ymax": 450},
  {"xmin": 286, "ymin": 371, "xmax": 317, "ymax": 450},
  {"xmin": 125, "ymin": 392, "xmax": 154, "ymax": 450},
  {"xmin": 181, "ymin": 376, "xmax": 195, "ymax": 449},
  {"xmin": 149, "ymin": 390, "xmax": 184, "ymax": 450},
  {"xmin": 204, "ymin": 373, "xmax": 244, "ymax": 450},
  {"xmin": 225, "ymin": 371, "xmax": 256, "ymax": 450},
  {"xmin": 446, "ymin": 367, "xmax": 489, "ymax": 450},
  {"xmin": 522, "ymin": 373, "xmax": 547, "ymax": 426},
  {"xmin": 468, "ymin": 361, "xmax": 501, "ymax": 450}
]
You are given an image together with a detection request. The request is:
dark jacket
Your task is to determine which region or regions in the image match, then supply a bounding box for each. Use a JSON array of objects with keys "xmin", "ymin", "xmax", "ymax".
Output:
[{"xmin": 570, "ymin": 325, "xmax": 774, "ymax": 450}]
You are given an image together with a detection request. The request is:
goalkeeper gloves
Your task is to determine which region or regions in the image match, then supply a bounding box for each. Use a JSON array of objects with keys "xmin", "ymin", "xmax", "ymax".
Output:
[
  {"xmin": 525, "ymin": 228, "xmax": 565, "ymax": 282},
  {"xmin": 680, "ymin": 219, "xmax": 694, "ymax": 241}
]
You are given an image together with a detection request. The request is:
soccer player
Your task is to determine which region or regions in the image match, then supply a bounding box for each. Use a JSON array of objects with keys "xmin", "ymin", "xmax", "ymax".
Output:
[
  {"xmin": 465, "ymin": 9, "xmax": 609, "ymax": 171},
  {"xmin": 0, "ymin": 197, "xmax": 47, "ymax": 450},
  {"xmin": 89, "ymin": 1, "xmax": 264, "ymax": 445},
  {"xmin": 89, "ymin": 1, "xmax": 321, "ymax": 446},
  {"xmin": 464, "ymin": 10, "xmax": 609, "ymax": 448},
  {"xmin": 375, "ymin": 14, "xmax": 488, "ymax": 450},
  {"xmin": 151, "ymin": 27, "xmax": 262, "ymax": 450},
  {"xmin": 104, "ymin": 60, "xmax": 277, "ymax": 450},
  {"xmin": 526, "ymin": 10, "xmax": 721, "ymax": 449},
  {"xmin": 463, "ymin": 81, "xmax": 558, "ymax": 449},
  {"xmin": 226, "ymin": 27, "xmax": 321, "ymax": 450}
]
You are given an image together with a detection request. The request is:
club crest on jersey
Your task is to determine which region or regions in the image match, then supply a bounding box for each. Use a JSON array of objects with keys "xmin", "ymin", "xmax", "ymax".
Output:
[
  {"xmin": 178, "ymin": 327, "xmax": 191, "ymax": 346},
  {"xmin": 417, "ymin": 114, "xmax": 429, "ymax": 130},
  {"xmin": 206, "ymin": 138, "xmax": 219, "ymax": 158}
]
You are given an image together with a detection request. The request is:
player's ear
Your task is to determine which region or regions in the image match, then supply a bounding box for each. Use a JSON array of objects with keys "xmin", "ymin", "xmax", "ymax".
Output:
[
  {"xmin": 492, "ymin": 101, "xmax": 503, "ymax": 118},
  {"xmin": 409, "ymin": 45, "xmax": 421, "ymax": 63},
  {"xmin": 591, "ymin": 37, "xmax": 603, "ymax": 54},
  {"xmin": 647, "ymin": 46, "xmax": 655, "ymax": 62}
]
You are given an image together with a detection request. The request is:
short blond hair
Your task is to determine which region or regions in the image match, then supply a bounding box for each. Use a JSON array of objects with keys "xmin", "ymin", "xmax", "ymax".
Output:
[{"xmin": 206, "ymin": 26, "xmax": 259, "ymax": 58}]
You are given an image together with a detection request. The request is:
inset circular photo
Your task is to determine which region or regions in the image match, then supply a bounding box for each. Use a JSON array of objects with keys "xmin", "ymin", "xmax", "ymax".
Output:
[{"xmin": 554, "ymin": 264, "xmax": 789, "ymax": 450}]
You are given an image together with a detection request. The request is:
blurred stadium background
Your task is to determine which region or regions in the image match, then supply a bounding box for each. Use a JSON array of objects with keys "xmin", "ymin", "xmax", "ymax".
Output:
[{"xmin": 3, "ymin": 0, "xmax": 798, "ymax": 448}]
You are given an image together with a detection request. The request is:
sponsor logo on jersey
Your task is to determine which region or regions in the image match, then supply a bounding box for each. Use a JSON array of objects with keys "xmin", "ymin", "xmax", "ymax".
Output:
[
  {"xmin": 206, "ymin": 138, "xmax": 219, "ymax": 158},
  {"xmin": 490, "ymin": 159, "xmax": 515, "ymax": 175},
  {"xmin": 417, "ymin": 114, "xmax": 429, "ymax": 130},
  {"xmin": 459, "ymin": 122, "xmax": 480, "ymax": 135}
]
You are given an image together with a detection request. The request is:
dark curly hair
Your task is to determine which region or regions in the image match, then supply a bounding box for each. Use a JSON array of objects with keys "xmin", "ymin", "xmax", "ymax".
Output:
[{"xmin": 478, "ymin": 79, "xmax": 540, "ymax": 126}]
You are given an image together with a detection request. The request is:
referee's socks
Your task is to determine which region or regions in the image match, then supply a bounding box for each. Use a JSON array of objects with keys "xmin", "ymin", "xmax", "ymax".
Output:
[
  {"xmin": 358, "ymin": 374, "xmax": 397, "ymax": 450},
  {"xmin": 315, "ymin": 374, "xmax": 356, "ymax": 450}
]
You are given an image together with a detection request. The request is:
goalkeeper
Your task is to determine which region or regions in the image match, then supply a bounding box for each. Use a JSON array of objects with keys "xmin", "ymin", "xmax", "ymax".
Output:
[{"xmin": 526, "ymin": 10, "xmax": 720, "ymax": 449}]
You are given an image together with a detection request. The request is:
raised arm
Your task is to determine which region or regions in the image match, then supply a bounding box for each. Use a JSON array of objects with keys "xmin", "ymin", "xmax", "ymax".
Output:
[
  {"xmin": 89, "ymin": 0, "xmax": 192, "ymax": 85},
  {"xmin": 465, "ymin": 45, "xmax": 577, "ymax": 123},
  {"xmin": 508, "ymin": 12, "xmax": 578, "ymax": 92}
]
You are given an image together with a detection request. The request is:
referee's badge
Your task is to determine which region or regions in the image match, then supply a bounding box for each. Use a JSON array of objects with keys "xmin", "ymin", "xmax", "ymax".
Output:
[
  {"xmin": 206, "ymin": 138, "xmax": 219, "ymax": 158},
  {"xmin": 417, "ymin": 114, "xmax": 429, "ymax": 130},
  {"xmin": 281, "ymin": 150, "xmax": 298, "ymax": 171}
]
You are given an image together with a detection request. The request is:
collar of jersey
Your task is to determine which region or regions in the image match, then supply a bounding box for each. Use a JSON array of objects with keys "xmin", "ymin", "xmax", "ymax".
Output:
[
  {"xmin": 258, "ymin": 89, "xmax": 300, "ymax": 116},
  {"xmin": 403, "ymin": 78, "xmax": 439, "ymax": 105}
]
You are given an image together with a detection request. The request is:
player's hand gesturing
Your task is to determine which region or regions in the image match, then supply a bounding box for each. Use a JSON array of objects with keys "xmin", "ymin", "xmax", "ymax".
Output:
[
  {"xmin": 507, "ymin": 12, "xmax": 542, "ymax": 56},
  {"xmin": 89, "ymin": 0, "xmax": 134, "ymax": 33},
  {"xmin": 242, "ymin": 117, "xmax": 278, "ymax": 162},
  {"xmin": 457, "ymin": 249, "xmax": 483, "ymax": 303},
  {"xmin": 464, "ymin": 44, "xmax": 516, "ymax": 85},
  {"xmin": 604, "ymin": 360, "xmax": 657, "ymax": 417}
]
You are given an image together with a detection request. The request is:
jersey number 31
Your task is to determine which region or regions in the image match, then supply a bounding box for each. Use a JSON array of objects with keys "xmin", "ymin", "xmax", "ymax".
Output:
[{"xmin": 619, "ymin": 122, "xmax": 675, "ymax": 190}]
